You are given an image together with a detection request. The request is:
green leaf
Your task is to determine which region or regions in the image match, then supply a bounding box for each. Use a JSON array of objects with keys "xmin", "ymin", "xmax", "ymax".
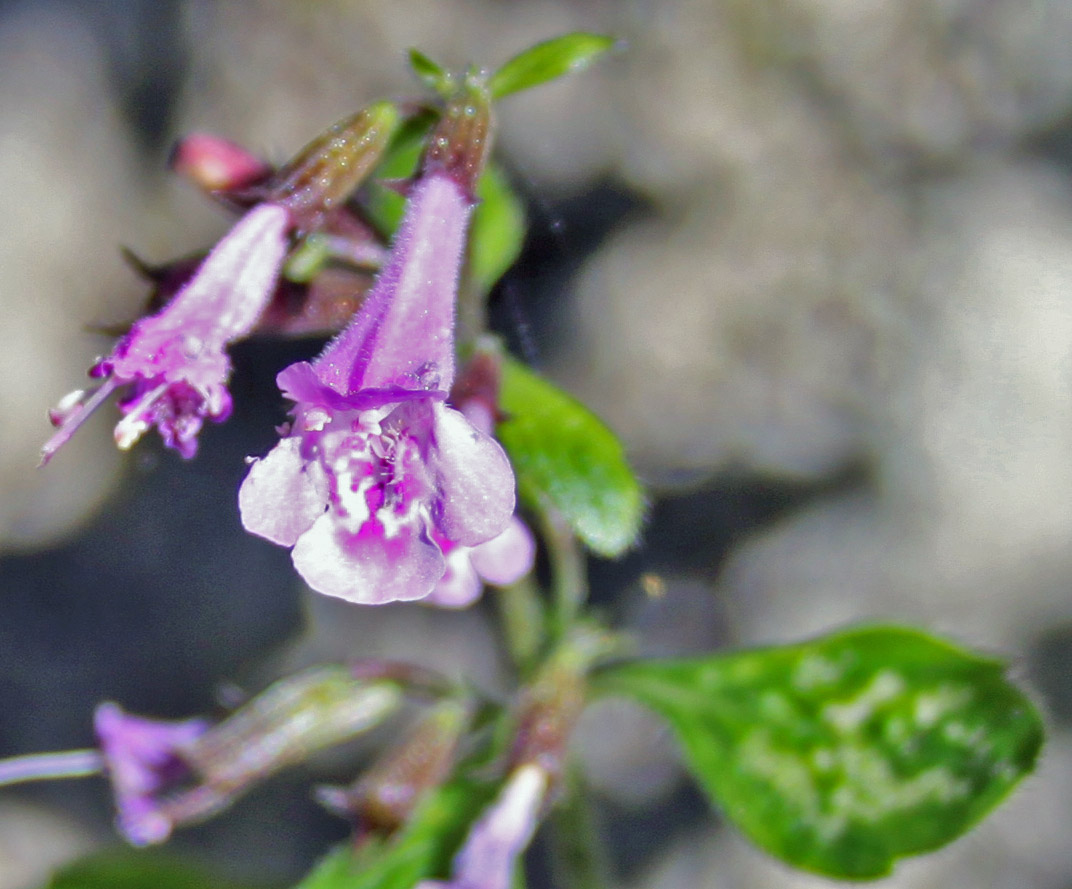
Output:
[
  {"xmin": 595, "ymin": 626, "xmax": 1044, "ymax": 879},
  {"xmin": 488, "ymin": 34, "xmax": 617, "ymax": 100},
  {"xmin": 497, "ymin": 357, "xmax": 644, "ymax": 557},
  {"xmin": 295, "ymin": 778, "xmax": 497, "ymax": 889},
  {"xmin": 283, "ymin": 234, "xmax": 332, "ymax": 283},
  {"xmin": 45, "ymin": 849, "xmax": 261, "ymax": 889},
  {"xmin": 469, "ymin": 165, "xmax": 526, "ymax": 295},
  {"xmin": 408, "ymin": 48, "xmax": 453, "ymax": 97}
]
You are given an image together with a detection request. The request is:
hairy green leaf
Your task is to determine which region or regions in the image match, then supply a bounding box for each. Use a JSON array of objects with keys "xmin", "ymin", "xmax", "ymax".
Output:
[
  {"xmin": 408, "ymin": 48, "xmax": 452, "ymax": 96},
  {"xmin": 596, "ymin": 626, "xmax": 1044, "ymax": 879},
  {"xmin": 498, "ymin": 357, "xmax": 644, "ymax": 556}
]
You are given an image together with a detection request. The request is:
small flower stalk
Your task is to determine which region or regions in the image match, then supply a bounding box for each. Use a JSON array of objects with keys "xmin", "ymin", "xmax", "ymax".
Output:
[{"xmin": 240, "ymin": 82, "xmax": 520, "ymax": 605}]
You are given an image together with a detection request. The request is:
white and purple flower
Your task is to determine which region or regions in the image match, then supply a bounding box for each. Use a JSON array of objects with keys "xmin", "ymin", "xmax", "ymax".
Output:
[{"xmin": 239, "ymin": 171, "xmax": 520, "ymax": 605}]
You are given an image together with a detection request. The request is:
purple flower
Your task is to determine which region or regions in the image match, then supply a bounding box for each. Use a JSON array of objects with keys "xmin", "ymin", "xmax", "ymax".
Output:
[
  {"xmin": 94, "ymin": 702, "xmax": 208, "ymax": 846},
  {"xmin": 239, "ymin": 171, "xmax": 516, "ymax": 605},
  {"xmin": 416, "ymin": 764, "xmax": 548, "ymax": 889},
  {"xmin": 42, "ymin": 202, "xmax": 290, "ymax": 465}
]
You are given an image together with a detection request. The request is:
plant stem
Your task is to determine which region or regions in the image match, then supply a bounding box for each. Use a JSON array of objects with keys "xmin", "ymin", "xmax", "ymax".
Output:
[
  {"xmin": 549, "ymin": 767, "xmax": 612, "ymax": 889},
  {"xmin": 0, "ymin": 749, "xmax": 103, "ymax": 788},
  {"xmin": 542, "ymin": 508, "xmax": 588, "ymax": 641},
  {"xmin": 496, "ymin": 573, "xmax": 546, "ymax": 673}
]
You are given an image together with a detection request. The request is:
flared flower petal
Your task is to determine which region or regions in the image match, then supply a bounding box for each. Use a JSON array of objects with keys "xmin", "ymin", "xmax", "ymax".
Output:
[
  {"xmin": 431, "ymin": 404, "xmax": 515, "ymax": 546},
  {"xmin": 427, "ymin": 516, "xmax": 535, "ymax": 609},
  {"xmin": 426, "ymin": 535, "xmax": 484, "ymax": 609},
  {"xmin": 292, "ymin": 510, "xmax": 444, "ymax": 604},
  {"xmin": 469, "ymin": 516, "xmax": 535, "ymax": 586},
  {"xmin": 238, "ymin": 436, "xmax": 328, "ymax": 546}
]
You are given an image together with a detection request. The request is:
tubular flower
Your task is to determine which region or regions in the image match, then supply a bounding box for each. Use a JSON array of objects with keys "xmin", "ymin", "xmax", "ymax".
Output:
[
  {"xmin": 239, "ymin": 171, "xmax": 516, "ymax": 605},
  {"xmin": 41, "ymin": 203, "xmax": 290, "ymax": 464},
  {"xmin": 416, "ymin": 764, "xmax": 548, "ymax": 889},
  {"xmin": 94, "ymin": 703, "xmax": 208, "ymax": 846}
]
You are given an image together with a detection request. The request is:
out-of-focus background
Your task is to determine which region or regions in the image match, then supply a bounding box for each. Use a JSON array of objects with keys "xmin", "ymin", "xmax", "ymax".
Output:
[{"xmin": 3, "ymin": 0, "xmax": 1072, "ymax": 887}]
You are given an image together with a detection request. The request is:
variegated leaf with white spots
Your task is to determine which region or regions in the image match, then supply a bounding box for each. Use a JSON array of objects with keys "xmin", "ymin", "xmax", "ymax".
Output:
[{"xmin": 595, "ymin": 626, "xmax": 1043, "ymax": 879}]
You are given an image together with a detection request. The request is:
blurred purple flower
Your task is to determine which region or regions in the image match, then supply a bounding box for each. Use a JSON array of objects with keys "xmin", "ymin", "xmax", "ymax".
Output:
[
  {"xmin": 239, "ymin": 172, "xmax": 516, "ymax": 605},
  {"xmin": 417, "ymin": 764, "xmax": 548, "ymax": 889},
  {"xmin": 427, "ymin": 516, "xmax": 535, "ymax": 608},
  {"xmin": 94, "ymin": 702, "xmax": 208, "ymax": 846},
  {"xmin": 42, "ymin": 203, "xmax": 290, "ymax": 464}
]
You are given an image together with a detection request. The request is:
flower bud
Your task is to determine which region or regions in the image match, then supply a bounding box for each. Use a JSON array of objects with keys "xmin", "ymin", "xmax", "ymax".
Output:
[
  {"xmin": 170, "ymin": 133, "xmax": 273, "ymax": 194},
  {"xmin": 186, "ymin": 666, "xmax": 401, "ymax": 791},
  {"xmin": 509, "ymin": 628, "xmax": 615, "ymax": 785},
  {"xmin": 317, "ymin": 700, "xmax": 469, "ymax": 832},
  {"xmin": 270, "ymin": 101, "xmax": 400, "ymax": 233}
]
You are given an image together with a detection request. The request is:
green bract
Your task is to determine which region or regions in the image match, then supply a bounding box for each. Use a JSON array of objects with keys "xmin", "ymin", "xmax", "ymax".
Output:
[
  {"xmin": 497, "ymin": 357, "xmax": 644, "ymax": 557},
  {"xmin": 596, "ymin": 626, "xmax": 1043, "ymax": 879},
  {"xmin": 488, "ymin": 33, "xmax": 617, "ymax": 100},
  {"xmin": 408, "ymin": 48, "xmax": 452, "ymax": 96}
]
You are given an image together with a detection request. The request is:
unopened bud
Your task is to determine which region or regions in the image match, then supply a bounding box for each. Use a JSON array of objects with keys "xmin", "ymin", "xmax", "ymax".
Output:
[
  {"xmin": 186, "ymin": 666, "xmax": 402, "ymax": 792},
  {"xmin": 170, "ymin": 133, "xmax": 272, "ymax": 194},
  {"xmin": 318, "ymin": 700, "xmax": 470, "ymax": 832},
  {"xmin": 271, "ymin": 101, "xmax": 401, "ymax": 233}
]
